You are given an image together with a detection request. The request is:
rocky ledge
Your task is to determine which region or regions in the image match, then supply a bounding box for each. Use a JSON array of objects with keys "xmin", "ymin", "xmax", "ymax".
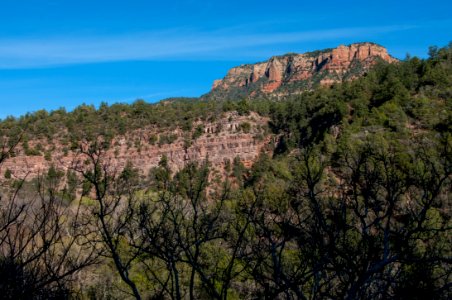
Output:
[{"xmin": 1, "ymin": 112, "xmax": 274, "ymax": 181}]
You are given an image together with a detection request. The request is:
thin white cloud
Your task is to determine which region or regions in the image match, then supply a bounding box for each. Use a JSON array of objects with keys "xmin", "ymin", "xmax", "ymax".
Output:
[{"xmin": 0, "ymin": 24, "xmax": 416, "ymax": 69}]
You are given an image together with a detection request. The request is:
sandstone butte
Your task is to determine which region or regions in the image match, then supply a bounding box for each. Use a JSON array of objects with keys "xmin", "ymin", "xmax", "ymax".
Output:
[
  {"xmin": 206, "ymin": 42, "xmax": 397, "ymax": 99},
  {"xmin": 1, "ymin": 42, "xmax": 397, "ymax": 182}
]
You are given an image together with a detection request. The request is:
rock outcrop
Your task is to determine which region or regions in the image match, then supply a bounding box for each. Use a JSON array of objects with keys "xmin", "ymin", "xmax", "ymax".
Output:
[
  {"xmin": 1, "ymin": 112, "xmax": 274, "ymax": 180},
  {"xmin": 206, "ymin": 42, "xmax": 396, "ymax": 99}
]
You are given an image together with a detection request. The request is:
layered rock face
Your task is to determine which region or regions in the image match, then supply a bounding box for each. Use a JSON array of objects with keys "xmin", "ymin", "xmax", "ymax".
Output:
[
  {"xmin": 207, "ymin": 42, "xmax": 396, "ymax": 99},
  {"xmin": 1, "ymin": 112, "xmax": 273, "ymax": 180}
]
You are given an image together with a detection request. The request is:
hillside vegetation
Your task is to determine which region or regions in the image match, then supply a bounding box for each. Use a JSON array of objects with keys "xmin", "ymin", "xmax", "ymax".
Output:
[{"xmin": 0, "ymin": 43, "xmax": 451, "ymax": 299}]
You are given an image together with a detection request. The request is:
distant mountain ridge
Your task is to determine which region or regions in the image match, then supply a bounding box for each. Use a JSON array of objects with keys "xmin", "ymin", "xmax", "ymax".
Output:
[{"xmin": 204, "ymin": 42, "xmax": 397, "ymax": 99}]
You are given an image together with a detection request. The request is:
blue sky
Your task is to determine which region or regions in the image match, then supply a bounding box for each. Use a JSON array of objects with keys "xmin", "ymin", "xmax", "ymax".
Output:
[{"xmin": 0, "ymin": 0, "xmax": 451, "ymax": 118}]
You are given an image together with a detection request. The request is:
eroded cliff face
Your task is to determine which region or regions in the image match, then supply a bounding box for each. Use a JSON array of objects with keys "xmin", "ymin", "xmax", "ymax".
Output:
[
  {"xmin": 207, "ymin": 42, "xmax": 397, "ymax": 99},
  {"xmin": 1, "ymin": 112, "xmax": 273, "ymax": 180}
]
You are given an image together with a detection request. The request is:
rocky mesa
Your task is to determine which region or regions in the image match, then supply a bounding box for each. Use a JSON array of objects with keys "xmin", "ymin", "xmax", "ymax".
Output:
[{"xmin": 206, "ymin": 42, "xmax": 397, "ymax": 99}]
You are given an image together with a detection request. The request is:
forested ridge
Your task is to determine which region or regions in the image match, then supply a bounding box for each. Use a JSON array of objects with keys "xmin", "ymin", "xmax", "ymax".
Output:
[{"xmin": 0, "ymin": 43, "xmax": 450, "ymax": 299}]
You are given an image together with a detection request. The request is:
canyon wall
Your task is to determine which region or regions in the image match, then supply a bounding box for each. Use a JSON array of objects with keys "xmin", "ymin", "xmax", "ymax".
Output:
[
  {"xmin": 0, "ymin": 42, "xmax": 398, "ymax": 181},
  {"xmin": 0, "ymin": 112, "xmax": 273, "ymax": 180}
]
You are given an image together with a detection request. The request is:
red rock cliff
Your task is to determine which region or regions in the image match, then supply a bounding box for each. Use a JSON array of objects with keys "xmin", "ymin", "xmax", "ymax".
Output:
[{"xmin": 207, "ymin": 42, "xmax": 396, "ymax": 99}]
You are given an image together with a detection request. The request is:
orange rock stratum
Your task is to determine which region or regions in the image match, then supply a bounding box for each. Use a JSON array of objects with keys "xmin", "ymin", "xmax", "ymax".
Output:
[{"xmin": 207, "ymin": 42, "xmax": 396, "ymax": 98}]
